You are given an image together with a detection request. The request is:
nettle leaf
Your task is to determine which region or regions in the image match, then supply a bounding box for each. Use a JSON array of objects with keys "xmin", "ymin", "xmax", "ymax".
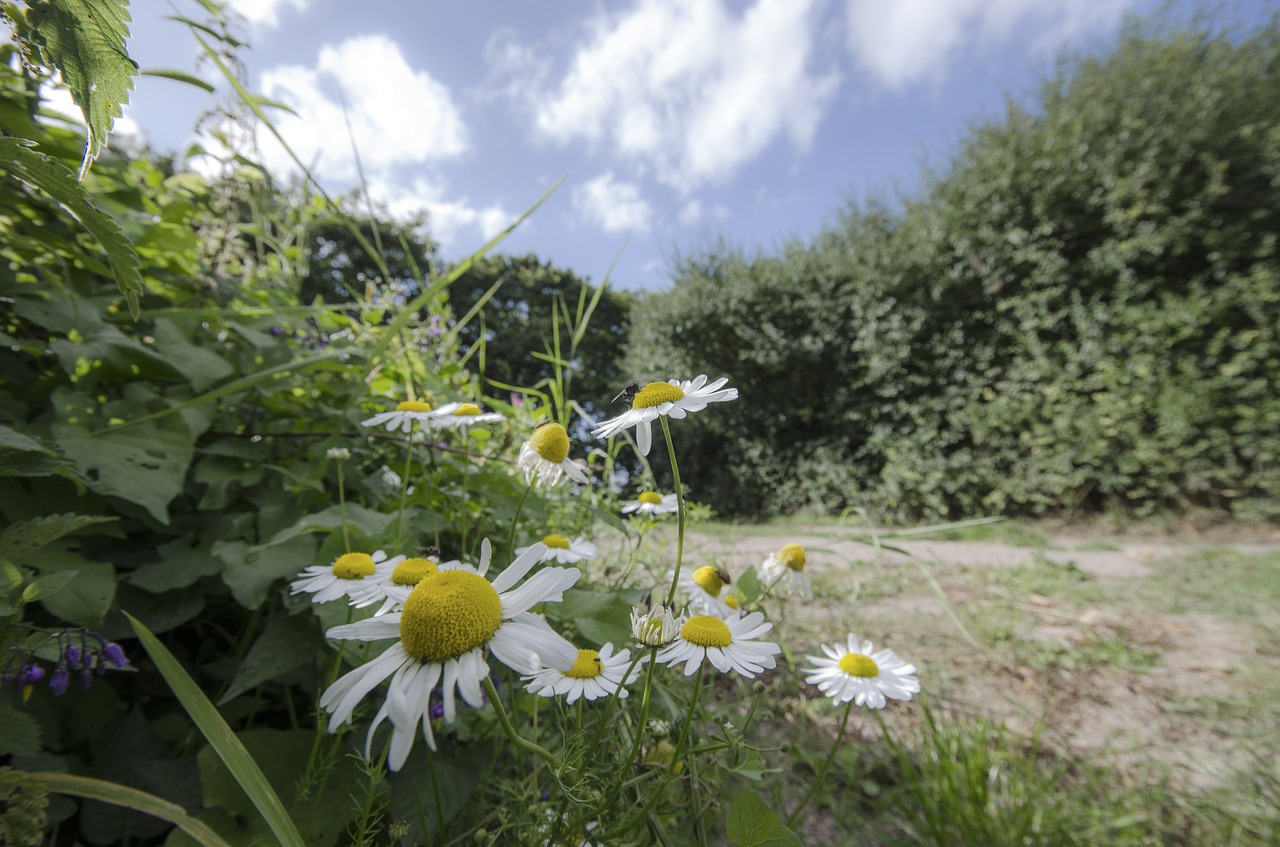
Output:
[
  {"xmin": 0, "ymin": 700, "xmax": 42, "ymax": 757},
  {"xmin": 21, "ymin": 569, "xmax": 79, "ymax": 602},
  {"xmin": 215, "ymin": 535, "xmax": 316, "ymax": 609},
  {"xmin": 0, "ymin": 513, "xmax": 118, "ymax": 563},
  {"xmin": 0, "ymin": 138, "xmax": 142, "ymax": 315},
  {"xmin": 25, "ymin": 0, "xmax": 138, "ymax": 178},
  {"xmin": 725, "ymin": 789, "xmax": 803, "ymax": 847},
  {"xmin": 218, "ymin": 615, "xmax": 318, "ymax": 705},
  {"xmin": 0, "ymin": 424, "xmax": 53, "ymax": 455}
]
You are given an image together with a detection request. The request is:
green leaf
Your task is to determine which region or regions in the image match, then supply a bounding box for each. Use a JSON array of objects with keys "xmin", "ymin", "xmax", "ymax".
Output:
[
  {"xmin": 214, "ymin": 535, "xmax": 316, "ymax": 609},
  {"xmin": 149, "ymin": 319, "xmax": 235, "ymax": 391},
  {"xmin": 725, "ymin": 789, "xmax": 804, "ymax": 847},
  {"xmin": 25, "ymin": 0, "xmax": 138, "ymax": 178},
  {"xmin": 264, "ymin": 504, "xmax": 395, "ymax": 547},
  {"xmin": 28, "ymin": 771, "xmax": 233, "ymax": 847},
  {"xmin": 0, "ymin": 513, "xmax": 118, "ymax": 563},
  {"xmin": 0, "ymin": 424, "xmax": 53, "ymax": 455},
  {"xmin": 140, "ymin": 67, "xmax": 214, "ymax": 92},
  {"xmin": 217, "ymin": 616, "xmax": 317, "ymax": 705},
  {"xmin": 0, "ymin": 700, "xmax": 42, "ymax": 757},
  {"xmin": 21, "ymin": 569, "xmax": 78, "ymax": 602},
  {"xmin": 124, "ymin": 614, "xmax": 306, "ymax": 847},
  {"xmin": 0, "ymin": 138, "xmax": 142, "ymax": 315},
  {"xmin": 128, "ymin": 535, "xmax": 222, "ymax": 594},
  {"xmin": 388, "ymin": 745, "xmax": 486, "ymax": 843},
  {"xmin": 34, "ymin": 543, "xmax": 115, "ymax": 627},
  {"xmin": 547, "ymin": 588, "xmax": 633, "ymax": 646}
]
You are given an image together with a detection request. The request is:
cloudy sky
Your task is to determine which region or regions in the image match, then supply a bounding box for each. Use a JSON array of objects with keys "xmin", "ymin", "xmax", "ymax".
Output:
[{"xmin": 114, "ymin": 0, "xmax": 1266, "ymax": 291}]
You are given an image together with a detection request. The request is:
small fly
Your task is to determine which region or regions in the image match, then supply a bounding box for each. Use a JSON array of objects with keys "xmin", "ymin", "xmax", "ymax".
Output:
[{"xmin": 613, "ymin": 383, "xmax": 641, "ymax": 408}]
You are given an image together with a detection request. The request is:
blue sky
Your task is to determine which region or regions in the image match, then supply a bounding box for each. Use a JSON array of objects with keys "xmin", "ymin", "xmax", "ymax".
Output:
[{"xmin": 107, "ymin": 0, "xmax": 1270, "ymax": 292}]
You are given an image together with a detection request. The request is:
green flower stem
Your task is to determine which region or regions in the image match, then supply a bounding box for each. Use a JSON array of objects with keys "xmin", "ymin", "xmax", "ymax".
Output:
[
  {"xmin": 481, "ymin": 676, "xmax": 558, "ymax": 766},
  {"xmin": 660, "ymin": 417, "xmax": 686, "ymax": 607},
  {"xmin": 393, "ymin": 436, "xmax": 413, "ymax": 548},
  {"xmin": 784, "ymin": 698, "xmax": 854, "ymax": 828},
  {"xmin": 578, "ymin": 647, "xmax": 657, "ymax": 834},
  {"xmin": 622, "ymin": 663, "xmax": 706, "ymax": 833},
  {"xmin": 507, "ymin": 481, "xmax": 533, "ymax": 559},
  {"xmin": 336, "ymin": 463, "xmax": 350, "ymax": 552},
  {"xmin": 582, "ymin": 649, "xmax": 647, "ymax": 763},
  {"xmin": 425, "ymin": 745, "xmax": 447, "ymax": 845}
]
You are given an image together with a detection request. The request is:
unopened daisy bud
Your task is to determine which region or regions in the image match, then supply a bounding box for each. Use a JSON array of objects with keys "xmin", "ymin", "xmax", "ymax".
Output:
[
  {"xmin": 631, "ymin": 605, "xmax": 682, "ymax": 647},
  {"xmin": 326, "ymin": 447, "xmax": 351, "ymax": 462}
]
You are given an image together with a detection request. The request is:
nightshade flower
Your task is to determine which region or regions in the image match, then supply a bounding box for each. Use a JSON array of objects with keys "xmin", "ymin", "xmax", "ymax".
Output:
[
  {"xmin": 760, "ymin": 543, "xmax": 813, "ymax": 601},
  {"xmin": 677, "ymin": 565, "xmax": 738, "ymax": 617},
  {"xmin": 291, "ymin": 551, "xmax": 396, "ymax": 604},
  {"xmin": 621, "ymin": 491, "xmax": 678, "ymax": 516},
  {"xmin": 517, "ymin": 534, "xmax": 597, "ymax": 565},
  {"xmin": 362, "ymin": 400, "xmax": 438, "ymax": 433},
  {"xmin": 592, "ymin": 375, "xmax": 737, "ymax": 455},
  {"xmin": 804, "ymin": 635, "xmax": 920, "ymax": 709},
  {"xmin": 319, "ymin": 540, "xmax": 580, "ymax": 770},
  {"xmin": 517, "ymin": 423, "xmax": 589, "ymax": 486},
  {"xmin": 657, "ymin": 612, "xmax": 780, "ymax": 678},
  {"xmin": 524, "ymin": 643, "xmax": 643, "ymax": 704}
]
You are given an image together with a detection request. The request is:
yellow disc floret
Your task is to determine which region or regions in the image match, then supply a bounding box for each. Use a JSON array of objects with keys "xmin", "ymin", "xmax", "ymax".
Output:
[
  {"xmin": 638, "ymin": 491, "xmax": 663, "ymax": 505},
  {"xmin": 396, "ymin": 400, "xmax": 432, "ymax": 413},
  {"xmin": 332, "ymin": 553, "xmax": 376, "ymax": 579},
  {"xmin": 564, "ymin": 649, "xmax": 604, "ymax": 680},
  {"xmin": 528, "ymin": 423, "xmax": 570, "ymax": 463},
  {"xmin": 777, "ymin": 544, "xmax": 807, "ymax": 572},
  {"xmin": 632, "ymin": 382, "xmax": 685, "ymax": 409},
  {"xmin": 399, "ymin": 571, "xmax": 503, "ymax": 662},
  {"xmin": 392, "ymin": 557, "xmax": 439, "ymax": 586},
  {"xmin": 542, "ymin": 534, "xmax": 571, "ymax": 549},
  {"xmin": 839, "ymin": 653, "xmax": 880, "ymax": 678},
  {"xmin": 454, "ymin": 403, "xmax": 481, "ymax": 416},
  {"xmin": 691, "ymin": 565, "xmax": 726, "ymax": 597},
  {"xmin": 681, "ymin": 615, "xmax": 733, "ymax": 648}
]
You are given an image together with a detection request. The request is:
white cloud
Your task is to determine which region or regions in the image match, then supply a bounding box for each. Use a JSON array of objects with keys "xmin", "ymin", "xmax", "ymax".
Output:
[
  {"xmin": 530, "ymin": 0, "xmax": 838, "ymax": 192},
  {"xmin": 254, "ymin": 34, "xmax": 468, "ymax": 183},
  {"xmin": 367, "ymin": 177, "xmax": 511, "ymax": 253},
  {"xmin": 845, "ymin": 0, "xmax": 1137, "ymax": 89},
  {"xmin": 225, "ymin": 0, "xmax": 311, "ymax": 29},
  {"xmin": 676, "ymin": 199, "xmax": 729, "ymax": 227},
  {"xmin": 39, "ymin": 82, "xmax": 140, "ymax": 138},
  {"xmin": 573, "ymin": 172, "xmax": 653, "ymax": 233}
]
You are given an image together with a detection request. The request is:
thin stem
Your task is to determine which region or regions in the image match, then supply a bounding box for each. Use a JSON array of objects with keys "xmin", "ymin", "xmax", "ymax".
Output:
[
  {"xmin": 425, "ymin": 745, "xmax": 447, "ymax": 845},
  {"xmin": 785, "ymin": 699, "xmax": 854, "ymax": 828},
  {"xmin": 480, "ymin": 676, "xmax": 557, "ymax": 765},
  {"xmin": 582, "ymin": 650, "xmax": 646, "ymax": 763},
  {"xmin": 394, "ymin": 436, "xmax": 413, "ymax": 548},
  {"xmin": 337, "ymin": 463, "xmax": 350, "ymax": 552},
  {"xmin": 507, "ymin": 482, "xmax": 533, "ymax": 559},
  {"xmin": 659, "ymin": 417, "xmax": 686, "ymax": 607}
]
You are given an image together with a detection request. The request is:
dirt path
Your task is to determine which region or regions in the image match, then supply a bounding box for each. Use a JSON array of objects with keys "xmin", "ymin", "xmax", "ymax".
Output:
[{"xmin": 667, "ymin": 524, "xmax": 1280, "ymax": 793}]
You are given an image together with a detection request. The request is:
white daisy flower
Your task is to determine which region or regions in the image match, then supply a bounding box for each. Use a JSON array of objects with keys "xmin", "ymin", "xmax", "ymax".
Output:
[
  {"xmin": 592, "ymin": 375, "xmax": 738, "ymax": 456},
  {"xmin": 361, "ymin": 400, "xmax": 439, "ymax": 434},
  {"xmin": 346, "ymin": 552, "xmax": 474, "ymax": 616},
  {"xmin": 517, "ymin": 534, "xmax": 597, "ymax": 565},
  {"xmin": 428, "ymin": 401, "xmax": 506, "ymax": 432},
  {"xmin": 621, "ymin": 491, "xmax": 679, "ymax": 516},
  {"xmin": 657, "ymin": 611, "xmax": 781, "ymax": 678},
  {"xmin": 516, "ymin": 423, "xmax": 589, "ymax": 486},
  {"xmin": 677, "ymin": 565, "xmax": 739, "ymax": 617},
  {"xmin": 319, "ymin": 539, "xmax": 580, "ymax": 770},
  {"xmin": 524, "ymin": 642, "xmax": 643, "ymax": 704},
  {"xmin": 630, "ymin": 604, "xmax": 684, "ymax": 647},
  {"xmin": 760, "ymin": 543, "xmax": 814, "ymax": 601},
  {"xmin": 804, "ymin": 635, "xmax": 921, "ymax": 709},
  {"xmin": 290, "ymin": 551, "xmax": 396, "ymax": 604}
]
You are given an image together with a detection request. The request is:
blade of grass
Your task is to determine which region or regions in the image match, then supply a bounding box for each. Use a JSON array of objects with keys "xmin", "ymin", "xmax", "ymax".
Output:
[
  {"xmin": 125, "ymin": 613, "xmax": 306, "ymax": 847},
  {"xmin": 29, "ymin": 771, "xmax": 234, "ymax": 847}
]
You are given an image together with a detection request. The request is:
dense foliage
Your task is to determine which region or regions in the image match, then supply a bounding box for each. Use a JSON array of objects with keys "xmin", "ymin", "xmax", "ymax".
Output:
[{"xmin": 629, "ymin": 19, "xmax": 1280, "ymax": 520}]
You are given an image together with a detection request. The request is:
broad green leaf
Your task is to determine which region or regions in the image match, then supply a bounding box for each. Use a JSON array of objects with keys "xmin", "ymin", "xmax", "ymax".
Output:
[
  {"xmin": 0, "ymin": 138, "xmax": 142, "ymax": 315},
  {"xmin": 217, "ymin": 616, "xmax": 317, "ymax": 705},
  {"xmin": 128, "ymin": 535, "xmax": 222, "ymax": 594},
  {"xmin": 0, "ymin": 513, "xmax": 118, "ymax": 562},
  {"xmin": 125, "ymin": 614, "xmax": 305, "ymax": 847},
  {"xmin": 264, "ymin": 504, "xmax": 395, "ymax": 547},
  {"xmin": 388, "ymin": 745, "xmax": 487, "ymax": 843},
  {"xmin": 25, "ymin": 0, "xmax": 138, "ymax": 177},
  {"xmin": 0, "ymin": 700, "xmax": 42, "ymax": 757},
  {"xmin": 21, "ymin": 569, "xmax": 78, "ymax": 602},
  {"xmin": 34, "ymin": 543, "xmax": 115, "ymax": 627},
  {"xmin": 28, "ymin": 771, "xmax": 232, "ymax": 847},
  {"xmin": 149, "ymin": 319, "xmax": 234, "ymax": 391},
  {"xmin": 547, "ymin": 588, "xmax": 633, "ymax": 646},
  {"xmin": 725, "ymin": 789, "xmax": 803, "ymax": 847},
  {"xmin": 214, "ymin": 535, "xmax": 316, "ymax": 609},
  {"xmin": 0, "ymin": 424, "xmax": 52, "ymax": 454}
]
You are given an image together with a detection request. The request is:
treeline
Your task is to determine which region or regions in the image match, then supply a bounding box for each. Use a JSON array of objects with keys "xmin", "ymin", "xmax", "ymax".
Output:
[{"xmin": 627, "ymin": 20, "xmax": 1280, "ymax": 521}]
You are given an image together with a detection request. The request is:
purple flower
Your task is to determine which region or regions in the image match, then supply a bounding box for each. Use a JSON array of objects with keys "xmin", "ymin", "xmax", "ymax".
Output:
[
  {"xmin": 269, "ymin": 326, "xmax": 284, "ymax": 337},
  {"xmin": 50, "ymin": 664, "xmax": 70, "ymax": 696},
  {"xmin": 101, "ymin": 642, "xmax": 129, "ymax": 668},
  {"xmin": 65, "ymin": 644, "xmax": 81, "ymax": 670},
  {"xmin": 78, "ymin": 667, "xmax": 93, "ymax": 690},
  {"xmin": 16, "ymin": 662, "xmax": 45, "ymax": 687},
  {"xmin": 428, "ymin": 700, "xmax": 445, "ymax": 720}
]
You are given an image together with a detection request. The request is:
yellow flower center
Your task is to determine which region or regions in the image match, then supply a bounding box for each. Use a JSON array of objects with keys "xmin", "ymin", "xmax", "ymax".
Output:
[
  {"xmin": 454, "ymin": 403, "xmax": 481, "ymax": 416},
  {"xmin": 564, "ymin": 649, "xmax": 603, "ymax": 680},
  {"xmin": 332, "ymin": 553, "xmax": 376, "ymax": 579},
  {"xmin": 399, "ymin": 571, "xmax": 503, "ymax": 662},
  {"xmin": 691, "ymin": 565, "xmax": 726, "ymax": 597},
  {"xmin": 777, "ymin": 544, "xmax": 807, "ymax": 572},
  {"xmin": 396, "ymin": 400, "xmax": 432, "ymax": 413},
  {"xmin": 543, "ymin": 534, "xmax": 571, "ymax": 549},
  {"xmin": 632, "ymin": 382, "xmax": 685, "ymax": 409},
  {"xmin": 638, "ymin": 491, "xmax": 663, "ymax": 505},
  {"xmin": 681, "ymin": 615, "xmax": 733, "ymax": 648},
  {"xmin": 528, "ymin": 423, "xmax": 570, "ymax": 463},
  {"xmin": 839, "ymin": 653, "xmax": 879, "ymax": 678},
  {"xmin": 724, "ymin": 594, "xmax": 739, "ymax": 609},
  {"xmin": 392, "ymin": 557, "xmax": 439, "ymax": 586}
]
